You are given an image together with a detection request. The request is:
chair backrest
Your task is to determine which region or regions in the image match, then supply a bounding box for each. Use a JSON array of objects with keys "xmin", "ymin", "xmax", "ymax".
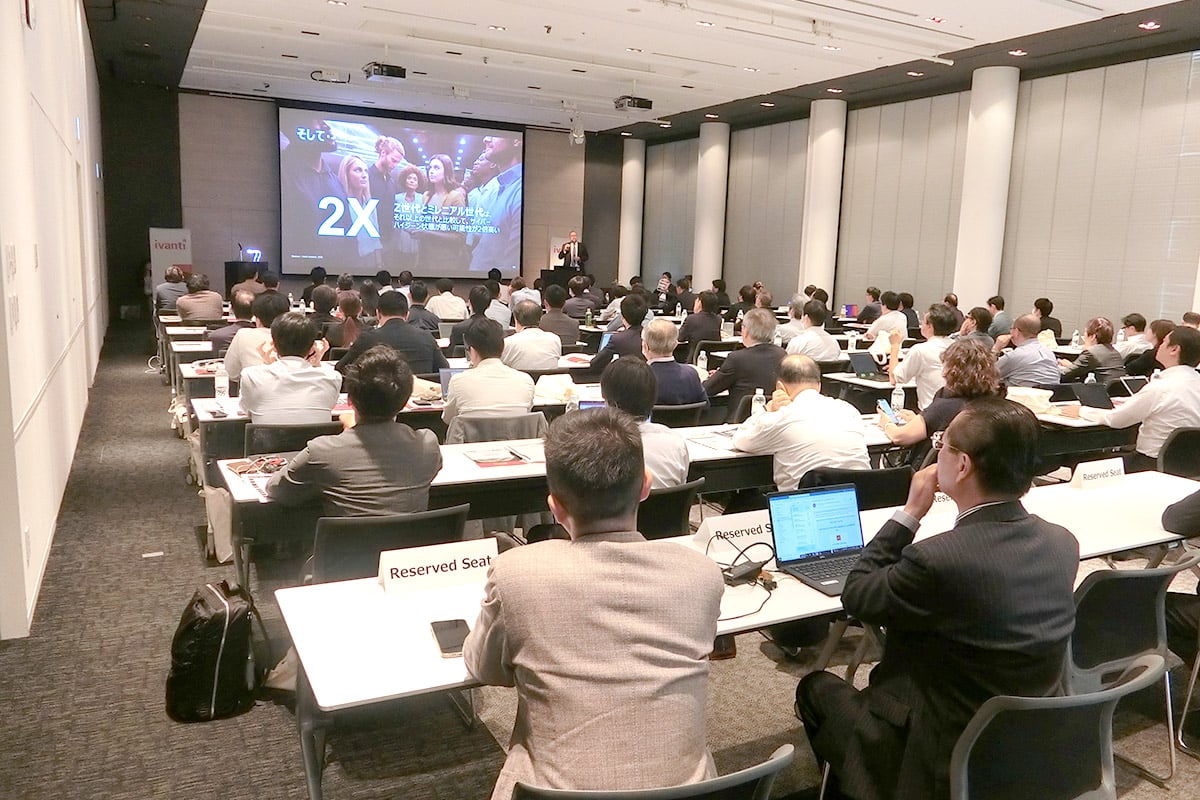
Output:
[
  {"xmin": 438, "ymin": 321, "xmax": 457, "ymax": 339},
  {"xmin": 694, "ymin": 339, "xmax": 740, "ymax": 364},
  {"xmin": 512, "ymin": 743, "xmax": 793, "ymax": 800},
  {"xmin": 949, "ymin": 654, "xmax": 1164, "ymax": 800},
  {"xmin": 816, "ymin": 359, "xmax": 849, "ymax": 375},
  {"xmin": 561, "ymin": 342, "xmax": 586, "ymax": 355},
  {"xmin": 637, "ymin": 478, "xmax": 705, "ymax": 540},
  {"xmin": 244, "ymin": 421, "xmax": 344, "ymax": 456},
  {"xmin": 1035, "ymin": 383, "xmax": 1081, "ymax": 402},
  {"xmin": 1065, "ymin": 552, "xmax": 1200, "ymax": 694},
  {"xmin": 1158, "ymin": 427, "xmax": 1200, "ymax": 479},
  {"xmin": 729, "ymin": 394, "xmax": 754, "ymax": 424},
  {"xmin": 446, "ymin": 412, "xmax": 549, "ymax": 445},
  {"xmin": 651, "ymin": 402, "xmax": 707, "ymax": 428},
  {"xmin": 310, "ymin": 504, "xmax": 471, "ymax": 583},
  {"xmin": 798, "ymin": 466, "xmax": 914, "ymax": 511}
]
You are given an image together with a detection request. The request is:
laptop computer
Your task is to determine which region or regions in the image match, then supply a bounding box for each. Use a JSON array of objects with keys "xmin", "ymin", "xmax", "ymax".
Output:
[
  {"xmin": 767, "ymin": 484, "xmax": 866, "ymax": 596},
  {"xmin": 1110, "ymin": 376, "xmax": 1148, "ymax": 397},
  {"xmin": 577, "ymin": 400, "xmax": 605, "ymax": 410},
  {"xmin": 438, "ymin": 367, "xmax": 467, "ymax": 399},
  {"xmin": 847, "ymin": 351, "xmax": 888, "ymax": 381},
  {"xmin": 1072, "ymin": 382, "xmax": 1114, "ymax": 410}
]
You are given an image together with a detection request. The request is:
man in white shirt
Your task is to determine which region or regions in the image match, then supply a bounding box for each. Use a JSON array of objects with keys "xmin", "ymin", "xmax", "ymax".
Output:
[
  {"xmin": 508, "ymin": 276, "xmax": 540, "ymax": 308},
  {"xmin": 732, "ymin": 354, "xmax": 870, "ymax": 490},
  {"xmin": 239, "ymin": 313, "xmax": 340, "ymax": 424},
  {"xmin": 786, "ymin": 300, "xmax": 842, "ymax": 362},
  {"xmin": 425, "ymin": 278, "xmax": 469, "ymax": 320},
  {"xmin": 224, "ymin": 292, "xmax": 290, "ymax": 381},
  {"xmin": 889, "ymin": 303, "xmax": 956, "ymax": 410},
  {"xmin": 776, "ymin": 296, "xmax": 808, "ymax": 346},
  {"xmin": 864, "ymin": 291, "xmax": 908, "ymax": 341},
  {"xmin": 502, "ymin": 300, "xmax": 562, "ymax": 371},
  {"xmin": 600, "ymin": 358, "xmax": 690, "ymax": 488},
  {"xmin": 1069, "ymin": 326, "xmax": 1200, "ymax": 471},
  {"xmin": 443, "ymin": 317, "xmax": 535, "ymax": 424},
  {"xmin": 484, "ymin": 279, "xmax": 512, "ymax": 327},
  {"xmin": 1116, "ymin": 312, "xmax": 1153, "ymax": 358}
]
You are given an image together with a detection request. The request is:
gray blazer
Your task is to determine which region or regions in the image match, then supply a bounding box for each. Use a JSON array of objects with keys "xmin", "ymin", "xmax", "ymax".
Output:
[
  {"xmin": 464, "ymin": 531, "xmax": 724, "ymax": 799},
  {"xmin": 1060, "ymin": 343, "xmax": 1126, "ymax": 386}
]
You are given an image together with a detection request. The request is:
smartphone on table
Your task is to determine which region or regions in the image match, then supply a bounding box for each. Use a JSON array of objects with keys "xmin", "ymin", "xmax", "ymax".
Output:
[{"xmin": 431, "ymin": 619, "xmax": 470, "ymax": 658}]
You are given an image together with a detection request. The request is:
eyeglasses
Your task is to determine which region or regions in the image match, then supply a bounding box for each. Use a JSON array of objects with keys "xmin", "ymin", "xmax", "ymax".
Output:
[{"xmin": 930, "ymin": 431, "xmax": 962, "ymax": 454}]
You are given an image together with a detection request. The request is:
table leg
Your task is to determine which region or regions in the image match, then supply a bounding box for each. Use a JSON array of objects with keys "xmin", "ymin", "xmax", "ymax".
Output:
[{"xmin": 297, "ymin": 668, "xmax": 325, "ymax": 800}]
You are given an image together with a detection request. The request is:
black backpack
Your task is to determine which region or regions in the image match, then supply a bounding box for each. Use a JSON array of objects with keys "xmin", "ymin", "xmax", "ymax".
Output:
[{"xmin": 165, "ymin": 581, "xmax": 265, "ymax": 722}]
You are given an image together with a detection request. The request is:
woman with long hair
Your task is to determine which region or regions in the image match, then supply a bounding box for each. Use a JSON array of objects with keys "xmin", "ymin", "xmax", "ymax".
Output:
[
  {"xmin": 415, "ymin": 153, "xmax": 467, "ymax": 271},
  {"xmin": 393, "ymin": 164, "xmax": 425, "ymax": 271},
  {"xmin": 337, "ymin": 154, "xmax": 383, "ymax": 268},
  {"xmin": 336, "ymin": 293, "xmax": 365, "ymax": 348}
]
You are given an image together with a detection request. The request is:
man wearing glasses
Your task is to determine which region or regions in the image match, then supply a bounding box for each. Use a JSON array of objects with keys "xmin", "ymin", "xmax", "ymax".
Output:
[{"xmin": 795, "ymin": 398, "xmax": 1079, "ymax": 799}]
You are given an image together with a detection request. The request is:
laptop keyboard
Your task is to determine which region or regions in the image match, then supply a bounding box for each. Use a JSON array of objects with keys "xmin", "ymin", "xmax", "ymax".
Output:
[{"xmin": 792, "ymin": 554, "xmax": 861, "ymax": 580}]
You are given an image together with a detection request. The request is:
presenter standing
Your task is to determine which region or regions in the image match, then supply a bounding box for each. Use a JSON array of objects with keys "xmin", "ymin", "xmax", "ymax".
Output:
[{"xmin": 558, "ymin": 230, "xmax": 589, "ymax": 271}]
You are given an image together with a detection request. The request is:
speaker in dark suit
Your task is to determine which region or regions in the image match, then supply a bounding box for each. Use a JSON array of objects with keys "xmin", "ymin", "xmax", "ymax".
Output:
[{"xmin": 557, "ymin": 232, "xmax": 589, "ymax": 270}]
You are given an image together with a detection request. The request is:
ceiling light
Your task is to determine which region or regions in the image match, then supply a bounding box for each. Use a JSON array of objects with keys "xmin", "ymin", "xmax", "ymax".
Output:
[
  {"xmin": 759, "ymin": 101, "xmax": 776, "ymax": 108},
  {"xmin": 696, "ymin": 20, "xmax": 714, "ymax": 27},
  {"xmin": 621, "ymin": 132, "xmax": 632, "ymax": 136},
  {"xmin": 743, "ymin": 67, "xmax": 759, "ymax": 72},
  {"xmin": 1138, "ymin": 20, "xmax": 1161, "ymax": 31},
  {"xmin": 527, "ymin": 85, "xmax": 541, "ymax": 90},
  {"xmin": 659, "ymin": 121, "xmax": 672, "ymax": 128},
  {"xmin": 826, "ymin": 87, "xmax": 843, "ymax": 94},
  {"xmin": 626, "ymin": 47, "xmax": 642, "ymax": 53},
  {"xmin": 704, "ymin": 113, "xmax": 719, "ymax": 119},
  {"xmin": 446, "ymin": 50, "xmax": 462, "ymax": 55},
  {"xmin": 327, "ymin": 0, "xmax": 347, "ymax": 5},
  {"xmin": 1008, "ymin": 49, "xmax": 1027, "ymax": 57},
  {"xmin": 926, "ymin": 16, "xmax": 945, "ymax": 23},
  {"xmin": 489, "ymin": 25, "xmax": 507, "ymax": 31},
  {"xmin": 141, "ymin": 42, "xmax": 151, "ymax": 48},
  {"xmin": 906, "ymin": 71, "xmax": 925, "ymax": 77},
  {"xmin": 823, "ymin": 45, "xmax": 841, "ymax": 51}
]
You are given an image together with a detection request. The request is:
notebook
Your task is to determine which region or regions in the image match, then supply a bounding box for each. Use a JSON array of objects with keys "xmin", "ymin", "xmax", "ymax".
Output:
[
  {"xmin": 768, "ymin": 484, "xmax": 866, "ymax": 596},
  {"xmin": 847, "ymin": 351, "xmax": 887, "ymax": 381},
  {"xmin": 1072, "ymin": 382, "xmax": 1114, "ymax": 410},
  {"xmin": 438, "ymin": 367, "xmax": 467, "ymax": 398}
]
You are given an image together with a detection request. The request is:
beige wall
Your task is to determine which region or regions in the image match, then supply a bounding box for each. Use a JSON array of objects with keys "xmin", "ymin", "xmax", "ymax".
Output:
[{"xmin": 521, "ymin": 128, "xmax": 585, "ymax": 281}]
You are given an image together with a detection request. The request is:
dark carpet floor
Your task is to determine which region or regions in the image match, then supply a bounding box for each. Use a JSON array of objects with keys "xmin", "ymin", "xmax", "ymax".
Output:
[{"xmin": 0, "ymin": 319, "xmax": 1195, "ymax": 799}]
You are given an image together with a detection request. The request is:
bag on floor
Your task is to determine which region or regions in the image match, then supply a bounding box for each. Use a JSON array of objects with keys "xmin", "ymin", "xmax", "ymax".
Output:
[{"xmin": 165, "ymin": 581, "xmax": 263, "ymax": 722}]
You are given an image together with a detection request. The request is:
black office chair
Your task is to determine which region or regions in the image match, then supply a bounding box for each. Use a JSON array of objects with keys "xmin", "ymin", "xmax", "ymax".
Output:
[
  {"xmin": 309, "ymin": 505, "xmax": 471, "ymax": 584},
  {"xmin": 650, "ymin": 402, "xmax": 707, "ymax": 428},
  {"xmin": 948, "ymin": 654, "xmax": 1165, "ymax": 800},
  {"xmin": 1158, "ymin": 428, "xmax": 1200, "ymax": 479},
  {"xmin": 637, "ymin": 478, "xmax": 705, "ymax": 540},
  {"xmin": 799, "ymin": 466, "xmax": 913, "ymax": 510},
  {"xmin": 693, "ymin": 339, "xmax": 740, "ymax": 365},
  {"xmin": 324, "ymin": 346, "xmax": 349, "ymax": 362},
  {"xmin": 729, "ymin": 394, "xmax": 755, "ymax": 424},
  {"xmin": 446, "ymin": 412, "xmax": 550, "ymax": 535},
  {"xmin": 561, "ymin": 342, "xmax": 586, "ymax": 355},
  {"xmin": 244, "ymin": 421, "xmax": 344, "ymax": 457}
]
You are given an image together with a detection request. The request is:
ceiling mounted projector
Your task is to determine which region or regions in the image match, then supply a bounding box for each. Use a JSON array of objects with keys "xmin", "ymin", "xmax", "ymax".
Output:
[
  {"xmin": 614, "ymin": 95, "xmax": 653, "ymax": 111},
  {"xmin": 363, "ymin": 62, "xmax": 407, "ymax": 83}
]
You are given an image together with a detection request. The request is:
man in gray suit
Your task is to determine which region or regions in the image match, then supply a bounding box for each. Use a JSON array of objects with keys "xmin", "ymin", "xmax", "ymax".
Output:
[{"xmin": 464, "ymin": 408, "xmax": 725, "ymax": 799}]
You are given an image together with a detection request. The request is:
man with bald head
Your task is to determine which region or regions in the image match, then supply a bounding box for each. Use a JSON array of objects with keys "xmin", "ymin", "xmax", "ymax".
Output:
[{"xmin": 995, "ymin": 314, "xmax": 1059, "ymax": 387}]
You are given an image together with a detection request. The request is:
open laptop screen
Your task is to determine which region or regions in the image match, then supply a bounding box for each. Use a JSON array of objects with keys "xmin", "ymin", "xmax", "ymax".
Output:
[
  {"xmin": 439, "ymin": 367, "xmax": 467, "ymax": 398},
  {"xmin": 847, "ymin": 351, "xmax": 883, "ymax": 376},
  {"xmin": 768, "ymin": 485, "xmax": 865, "ymax": 562},
  {"xmin": 598, "ymin": 332, "xmax": 614, "ymax": 351}
]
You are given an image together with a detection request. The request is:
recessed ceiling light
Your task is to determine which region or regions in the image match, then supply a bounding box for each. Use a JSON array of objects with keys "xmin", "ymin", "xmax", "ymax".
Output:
[
  {"xmin": 621, "ymin": 132, "xmax": 632, "ymax": 136},
  {"xmin": 704, "ymin": 113, "xmax": 719, "ymax": 119},
  {"xmin": 659, "ymin": 121, "xmax": 672, "ymax": 128},
  {"xmin": 906, "ymin": 71, "xmax": 925, "ymax": 77},
  {"xmin": 759, "ymin": 101, "xmax": 776, "ymax": 108},
  {"xmin": 626, "ymin": 47, "xmax": 642, "ymax": 53},
  {"xmin": 412, "ymin": 70, "xmax": 427, "ymax": 75},
  {"xmin": 696, "ymin": 20, "xmax": 714, "ymax": 27},
  {"xmin": 489, "ymin": 25, "xmax": 506, "ymax": 31},
  {"xmin": 1138, "ymin": 20, "xmax": 1161, "ymax": 31},
  {"xmin": 826, "ymin": 87, "xmax": 843, "ymax": 93},
  {"xmin": 823, "ymin": 45, "xmax": 841, "ymax": 51},
  {"xmin": 1008, "ymin": 49, "xmax": 1027, "ymax": 57},
  {"xmin": 743, "ymin": 67, "xmax": 759, "ymax": 72},
  {"xmin": 327, "ymin": 0, "xmax": 347, "ymax": 5},
  {"xmin": 926, "ymin": 16, "xmax": 945, "ymax": 23}
]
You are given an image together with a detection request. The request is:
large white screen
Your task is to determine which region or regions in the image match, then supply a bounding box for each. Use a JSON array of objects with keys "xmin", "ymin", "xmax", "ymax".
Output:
[{"xmin": 279, "ymin": 106, "xmax": 524, "ymax": 278}]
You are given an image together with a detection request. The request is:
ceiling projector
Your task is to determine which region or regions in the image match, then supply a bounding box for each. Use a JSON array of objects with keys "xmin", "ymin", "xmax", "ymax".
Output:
[
  {"xmin": 363, "ymin": 62, "xmax": 407, "ymax": 83},
  {"xmin": 614, "ymin": 95, "xmax": 653, "ymax": 111}
]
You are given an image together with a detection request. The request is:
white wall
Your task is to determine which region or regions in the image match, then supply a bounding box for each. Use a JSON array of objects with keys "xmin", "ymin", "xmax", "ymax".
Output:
[
  {"xmin": 0, "ymin": 0, "xmax": 107, "ymax": 638},
  {"xmin": 643, "ymin": 138, "xmax": 699, "ymax": 280}
]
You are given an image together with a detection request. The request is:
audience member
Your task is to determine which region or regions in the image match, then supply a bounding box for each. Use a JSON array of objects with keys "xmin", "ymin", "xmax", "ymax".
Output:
[
  {"xmin": 732, "ymin": 355, "xmax": 869, "ymax": 490},
  {"xmin": 335, "ymin": 290, "xmax": 449, "ymax": 375},
  {"xmin": 641, "ymin": 319, "xmax": 707, "ymax": 407},
  {"xmin": 898, "ymin": 292, "xmax": 918, "ymax": 330},
  {"xmin": 563, "ymin": 276, "xmax": 592, "ymax": 319},
  {"xmin": 300, "ymin": 266, "xmax": 327, "ymax": 305},
  {"xmin": 889, "ymin": 303, "xmax": 956, "ymax": 410},
  {"xmin": 405, "ymin": 281, "xmax": 442, "ymax": 333},
  {"xmin": 600, "ymin": 285, "xmax": 629, "ymax": 327},
  {"xmin": 464, "ymin": 408, "xmax": 723, "ymax": 800},
  {"xmin": 590, "ymin": 294, "xmax": 649, "ymax": 373},
  {"xmin": 1033, "ymin": 297, "xmax": 1063, "ymax": 339},
  {"xmin": 678, "ymin": 291, "xmax": 722, "ymax": 347},
  {"xmin": 1183, "ymin": 312, "xmax": 1200, "ymax": 329},
  {"xmin": 230, "ymin": 264, "xmax": 266, "ymax": 297},
  {"xmin": 754, "ymin": 289, "xmax": 775, "ymax": 311},
  {"xmin": 786, "ymin": 300, "xmax": 841, "ymax": 361},
  {"xmin": 995, "ymin": 314, "xmax": 1059, "ymax": 388},
  {"xmin": 798, "ymin": 398, "xmax": 1078, "ymax": 800},
  {"xmin": 1116, "ymin": 312, "xmax": 1153, "ymax": 358},
  {"xmin": 375, "ymin": 269, "xmax": 394, "ymax": 293},
  {"xmin": 584, "ymin": 275, "xmax": 607, "ymax": 309},
  {"xmin": 443, "ymin": 318, "xmax": 535, "ymax": 424},
  {"xmin": 450, "ymin": 286, "xmax": 491, "ymax": 347},
  {"xmin": 810, "ymin": 287, "xmax": 830, "ymax": 306},
  {"xmin": 776, "ymin": 297, "xmax": 808, "ymax": 346},
  {"xmin": 207, "ymin": 290, "xmax": 255, "ymax": 354},
  {"xmin": 662, "ymin": 278, "xmax": 695, "ymax": 316},
  {"xmin": 1058, "ymin": 317, "xmax": 1126, "ymax": 385},
  {"xmin": 334, "ymin": 273, "xmax": 358, "ymax": 304},
  {"xmin": 484, "ymin": 279, "xmax": 512, "ymax": 327},
  {"xmin": 711, "ymin": 278, "xmax": 731, "ymax": 308},
  {"xmin": 239, "ymin": 313, "xmax": 339, "ymax": 424},
  {"xmin": 508, "ymin": 276, "xmax": 540, "ymax": 307},
  {"xmin": 1125, "ymin": 318, "xmax": 1174, "ymax": 377},
  {"xmin": 956, "ymin": 307, "xmax": 994, "ymax": 350},
  {"xmin": 943, "ymin": 292, "xmax": 964, "ymax": 326},
  {"xmin": 153, "ymin": 267, "xmax": 188, "ymax": 311},
  {"xmin": 175, "ymin": 274, "xmax": 224, "ymax": 320},
  {"xmin": 703, "ymin": 309, "xmax": 786, "ymax": 422},
  {"xmin": 225, "ymin": 292, "xmax": 290, "ymax": 381},
  {"xmin": 396, "ymin": 270, "xmax": 414, "ymax": 302},
  {"xmin": 266, "ymin": 345, "xmax": 441, "ymax": 516},
  {"xmin": 502, "ymin": 301, "xmax": 562, "ymax": 371},
  {"xmin": 540, "ymin": 284, "xmax": 580, "ymax": 345},
  {"xmin": 260, "ymin": 272, "xmax": 281, "ymax": 294},
  {"xmin": 358, "ymin": 279, "xmax": 381, "ymax": 319},
  {"xmin": 723, "ymin": 284, "xmax": 757, "ymax": 324},
  {"xmin": 334, "ymin": 294, "xmax": 366, "ymax": 348},
  {"xmin": 600, "ymin": 359, "xmax": 691, "ymax": 488},
  {"xmin": 864, "ymin": 291, "xmax": 906, "ymax": 341},
  {"xmin": 426, "ymin": 278, "xmax": 469, "ymax": 320},
  {"xmin": 856, "ymin": 286, "xmax": 882, "ymax": 324},
  {"xmin": 309, "ymin": 285, "xmax": 338, "ymax": 330},
  {"xmin": 986, "ymin": 295, "xmax": 1011, "ymax": 339}
]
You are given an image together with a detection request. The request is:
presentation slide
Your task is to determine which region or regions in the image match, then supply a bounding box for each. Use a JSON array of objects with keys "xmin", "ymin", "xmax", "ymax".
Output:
[{"xmin": 278, "ymin": 106, "xmax": 524, "ymax": 278}]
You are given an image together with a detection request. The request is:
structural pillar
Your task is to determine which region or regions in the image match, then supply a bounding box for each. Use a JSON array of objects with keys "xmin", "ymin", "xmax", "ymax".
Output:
[
  {"xmin": 691, "ymin": 122, "xmax": 730, "ymax": 291},
  {"xmin": 617, "ymin": 138, "xmax": 645, "ymax": 285},
  {"xmin": 952, "ymin": 66, "xmax": 1020, "ymax": 306},
  {"xmin": 798, "ymin": 99, "xmax": 847, "ymax": 296}
]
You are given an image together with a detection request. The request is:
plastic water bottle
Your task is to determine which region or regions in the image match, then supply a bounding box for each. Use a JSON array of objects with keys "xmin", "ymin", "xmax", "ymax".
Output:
[
  {"xmin": 773, "ymin": 328, "xmax": 783, "ymax": 347},
  {"xmin": 214, "ymin": 362, "xmax": 229, "ymax": 400},
  {"xmin": 288, "ymin": 292, "xmax": 295, "ymax": 308},
  {"xmin": 696, "ymin": 350, "xmax": 708, "ymax": 373},
  {"xmin": 681, "ymin": 308, "xmax": 688, "ymax": 321},
  {"xmin": 1117, "ymin": 327, "xmax": 1126, "ymax": 344},
  {"xmin": 891, "ymin": 385, "xmax": 905, "ymax": 415},
  {"xmin": 565, "ymin": 387, "xmax": 579, "ymax": 414},
  {"xmin": 584, "ymin": 308, "xmax": 594, "ymax": 327},
  {"xmin": 750, "ymin": 388, "xmax": 767, "ymax": 417},
  {"xmin": 1071, "ymin": 329, "xmax": 1082, "ymax": 347},
  {"xmin": 848, "ymin": 330, "xmax": 858, "ymax": 350}
]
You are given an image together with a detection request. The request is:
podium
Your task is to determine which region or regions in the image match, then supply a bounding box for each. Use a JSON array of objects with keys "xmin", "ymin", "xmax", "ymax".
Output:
[{"xmin": 540, "ymin": 267, "xmax": 579, "ymax": 292}]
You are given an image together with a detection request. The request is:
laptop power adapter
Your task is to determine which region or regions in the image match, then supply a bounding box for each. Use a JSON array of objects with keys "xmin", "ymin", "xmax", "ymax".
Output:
[{"xmin": 723, "ymin": 560, "xmax": 768, "ymax": 586}]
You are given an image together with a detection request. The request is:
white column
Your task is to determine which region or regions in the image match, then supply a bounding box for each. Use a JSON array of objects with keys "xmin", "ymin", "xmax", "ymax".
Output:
[
  {"xmin": 691, "ymin": 122, "xmax": 730, "ymax": 290},
  {"xmin": 798, "ymin": 99, "xmax": 847, "ymax": 296},
  {"xmin": 1191, "ymin": 253, "xmax": 1200, "ymax": 314},
  {"xmin": 617, "ymin": 138, "xmax": 645, "ymax": 285},
  {"xmin": 952, "ymin": 66, "xmax": 1020, "ymax": 306}
]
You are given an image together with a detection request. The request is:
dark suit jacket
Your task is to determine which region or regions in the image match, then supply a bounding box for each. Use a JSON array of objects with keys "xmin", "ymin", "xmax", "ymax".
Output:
[
  {"xmin": 650, "ymin": 360, "xmax": 708, "ymax": 406},
  {"xmin": 407, "ymin": 304, "xmax": 442, "ymax": 333},
  {"xmin": 590, "ymin": 325, "xmax": 645, "ymax": 373},
  {"xmin": 558, "ymin": 240, "xmax": 589, "ymax": 269},
  {"xmin": 450, "ymin": 313, "xmax": 487, "ymax": 347},
  {"xmin": 207, "ymin": 320, "xmax": 254, "ymax": 354},
  {"xmin": 1040, "ymin": 316, "xmax": 1064, "ymax": 339},
  {"xmin": 823, "ymin": 502, "xmax": 1079, "ymax": 800},
  {"xmin": 857, "ymin": 302, "xmax": 882, "ymax": 324},
  {"xmin": 702, "ymin": 343, "xmax": 785, "ymax": 421},
  {"xmin": 1164, "ymin": 489, "xmax": 1200, "ymax": 535},
  {"xmin": 335, "ymin": 318, "xmax": 448, "ymax": 375},
  {"xmin": 678, "ymin": 312, "xmax": 722, "ymax": 347}
]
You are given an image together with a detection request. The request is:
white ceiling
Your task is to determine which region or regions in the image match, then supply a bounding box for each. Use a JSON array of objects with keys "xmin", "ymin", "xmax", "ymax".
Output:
[{"xmin": 181, "ymin": 0, "xmax": 1168, "ymax": 132}]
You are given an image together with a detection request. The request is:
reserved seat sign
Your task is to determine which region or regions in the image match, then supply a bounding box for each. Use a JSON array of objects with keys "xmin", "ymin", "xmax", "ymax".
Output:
[{"xmin": 379, "ymin": 539, "xmax": 498, "ymax": 594}]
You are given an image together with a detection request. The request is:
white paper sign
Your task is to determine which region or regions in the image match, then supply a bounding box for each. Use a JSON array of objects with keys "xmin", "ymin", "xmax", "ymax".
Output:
[
  {"xmin": 1070, "ymin": 457, "xmax": 1125, "ymax": 489},
  {"xmin": 693, "ymin": 510, "xmax": 774, "ymax": 565},
  {"xmin": 149, "ymin": 227, "xmax": 193, "ymax": 276},
  {"xmin": 379, "ymin": 538, "xmax": 497, "ymax": 594}
]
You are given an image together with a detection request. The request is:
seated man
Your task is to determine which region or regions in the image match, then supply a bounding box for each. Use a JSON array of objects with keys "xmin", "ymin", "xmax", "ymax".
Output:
[
  {"xmin": 335, "ymin": 290, "xmax": 449, "ymax": 376},
  {"xmin": 175, "ymin": 273, "xmax": 225, "ymax": 321},
  {"xmin": 300, "ymin": 266, "xmax": 327, "ymax": 305},
  {"xmin": 986, "ymin": 295, "xmax": 1012, "ymax": 340},
  {"xmin": 464, "ymin": 408, "xmax": 724, "ymax": 799},
  {"xmin": 723, "ymin": 284, "xmax": 757, "ymax": 325},
  {"xmin": 856, "ymin": 286, "xmax": 882, "ymax": 324},
  {"xmin": 153, "ymin": 267, "xmax": 188, "ymax": 311},
  {"xmin": 207, "ymin": 290, "xmax": 255, "ymax": 354},
  {"xmin": 732, "ymin": 355, "xmax": 869, "ymax": 490},
  {"xmin": 562, "ymin": 275, "xmax": 592, "ymax": 320},
  {"xmin": 677, "ymin": 290, "xmax": 723, "ymax": 347},
  {"xmin": 540, "ymin": 284, "xmax": 580, "ymax": 346},
  {"xmin": 239, "ymin": 313, "xmax": 338, "ymax": 424},
  {"xmin": 864, "ymin": 291, "xmax": 906, "ymax": 341},
  {"xmin": 703, "ymin": 309, "xmax": 786, "ymax": 421},
  {"xmin": 405, "ymin": 280, "xmax": 442, "ymax": 333},
  {"xmin": 443, "ymin": 317, "xmax": 535, "ymax": 424},
  {"xmin": 600, "ymin": 359, "xmax": 690, "ymax": 488},
  {"xmin": 955, "ymin": 306, "xmax": 994, "ymax": 350},
  {"xmin": 786, "ymin": 300, "xmax": 841, "ymax": 362},
  {"xmin": 1067, "ymin": 326, "xmax": 1200, "ymax": 471},
  {"xmin": 508, "ymin": 276, "xmax": 540, "ymax": 307},
  {"xmin": 1116, "ymin": 312, "xmax": 1153, "ymax": 358},
  {"xmin": 308, "ymin": 285, "xmax": 339, "ymax": 332},
  {"xmin": 502, "ymin": 300, "xmax": 562, "ymax": 371},
  {"xmin": 224, "ymin": 291, "xmax": 290, "ymax": 381},
  {"xmin": 994, "ymin": 314, "xmax": 1059, "ymax": 388},
  {"xmin": 484, "ymin": 279, "xmax": 512, "ymax": 327},
  {"xmin": 796, "ymin": 398, "xmax": 1079, "ymax": 800},
  {"xmin": 641, "ymin": 319, "xmax": 707, "ymax": 407},
  {"xmin": 425, "ymin": 278, "xmax": 469, "ymax": 320},
  {"xmin": 229, "ymin": 264, "xmax": 266, "ymax": 297},
  {"xmin": 589, "ymin": 293, "xmax": 649, "ymax": 374},
  {"xmin": 260, "ymin": 272, "xmax": 281, "ymax": 294},
  {"xmin": 266, "ymin": 345, "xmax": 442, "ymax": 516},
  {"xmin": 776, "ymin": 296, "xmax": 808, "ymax": 346},
  {"xmin": 450, "ymin": 286, "xmax": 491, "ymax": 347},
  {"xmin": 889, "ymin": 303, "xmax": 956, "ymax": 410},
  {"xmin": 1033, "ymin": 297, "xmax": 1063, "ymax": 339},
  {"xmin": 898, "ymin": 292, "xmax": 919, "ymax": 330}
]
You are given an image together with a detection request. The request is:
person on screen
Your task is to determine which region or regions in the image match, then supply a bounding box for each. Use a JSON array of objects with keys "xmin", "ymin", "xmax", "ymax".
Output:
[
  {"xmin": 469, "ymin": 136, "xmax": 523, "ymax": 274},
  {"xmin": 415, "ymin": 153, "xmax": 467, "ymax": 272},
  {"xmin": 280, "ymin": 116, "xmax": 343, "ymax": 263},
  {"xmin": 337, "ymin": 154, "xmax": 383, "ymax": 270},
  {"xmin": 392, "ymin": 165, "xmax": 424, "ymax": 273},
  {"xmin": 369, "ymin": 136, "xmax": 405, "ymax": 269}
]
